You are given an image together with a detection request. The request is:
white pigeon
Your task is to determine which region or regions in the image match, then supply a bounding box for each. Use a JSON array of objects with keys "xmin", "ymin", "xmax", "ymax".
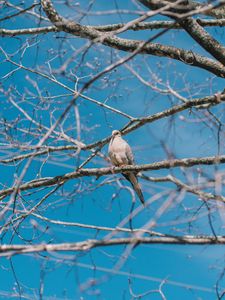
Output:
[{"xmin": 108, "ymin": 130, "xmax": 144, "ymax": 205}]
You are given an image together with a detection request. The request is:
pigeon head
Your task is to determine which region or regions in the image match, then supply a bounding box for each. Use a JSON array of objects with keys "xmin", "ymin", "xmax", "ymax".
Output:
[{"xmin": 112, "ymin": 130, "xmax": 121, "ymax": 137}]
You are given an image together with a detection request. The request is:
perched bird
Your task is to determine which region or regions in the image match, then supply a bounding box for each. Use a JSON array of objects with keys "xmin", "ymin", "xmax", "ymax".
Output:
[{"xmin": 108, "ymin": 130, "xmax": 144, "ymax": 205}]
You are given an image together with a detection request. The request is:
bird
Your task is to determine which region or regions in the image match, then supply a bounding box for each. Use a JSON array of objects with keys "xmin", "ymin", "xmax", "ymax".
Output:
[{"xmin": 108, "ymin": 130, "xmax": 145, "ymax": 205}]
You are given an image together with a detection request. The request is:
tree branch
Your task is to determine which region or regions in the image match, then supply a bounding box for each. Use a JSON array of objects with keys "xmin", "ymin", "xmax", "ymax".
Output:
[
  {"xmin": 1, "ymin": 91, "xmax": 224, "ymax": 164},
  {"xmin": 178, "ymin": 17, "xmax": 225, "ymax": 66},
  {"xmin": 2, "ymin": 18, "xmax": 225, "ymax": 37},
  {"xmin": 1, "ymin": 235, "xmax": 225, "ymax": 257},
  {"xmin": 39, "ymin": 0, "xmax": 225, "ymax": 77},
  {"xmin": 141, "ymin": 174, "xmax": 225, "ymax": 203},
  {"xmin": 138, "ymin": 0, "xmax": 225, "ymax": 65},
  {"xmin": 1, "ymin": 155, "xmax": 225, "ymax": 200}
]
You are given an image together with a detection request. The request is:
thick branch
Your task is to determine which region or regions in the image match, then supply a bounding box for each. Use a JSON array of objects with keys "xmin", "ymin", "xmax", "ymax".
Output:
[
  {"xmin": 1, "ymin": 155, "xmax": 225, "ymax": 200},
  {"xmin": 179, "ymin": 17, "xmax": 225, "ymax": 66},
  {"xmin": 138, "ymin": 0, "xmax": 225, "ymax": 65},
  {"xmin": 138, "ymin": 0, "xmax": 225, "ymax": 18},
  {"xmin": 40, "ymin": 0, "xmax": 225, "ymax": 77},
  {"xmin": 1, "ymin": 235, "xmax": 225, "ymax": 257}
]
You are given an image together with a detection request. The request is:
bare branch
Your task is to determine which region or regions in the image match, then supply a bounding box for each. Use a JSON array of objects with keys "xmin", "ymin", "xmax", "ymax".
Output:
[
  {"xmin": 1, "ymin": 235, "xmax": 225, "ymax": 257},
  {"xmin": 1, "ymin": 155, "xmax": 225, "ymax": 200},
  {"xmin": 2, "ymin": 18, "xmax": 225, "ymax": 37},
  {"xmin": 39, "ymin": 0, "xmax": 225, "ymax": 77}
]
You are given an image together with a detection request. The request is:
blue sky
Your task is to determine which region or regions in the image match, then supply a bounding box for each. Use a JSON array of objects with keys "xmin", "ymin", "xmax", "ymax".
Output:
[{"xmin": 1, "ymin": 1, "xmax": 225, "ymax": 299}]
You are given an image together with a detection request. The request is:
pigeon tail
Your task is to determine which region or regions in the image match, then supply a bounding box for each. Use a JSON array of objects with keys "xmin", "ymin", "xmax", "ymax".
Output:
[{"xmin": 123, "ymin": 172, "xmax": 145, "ymax": 205}]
